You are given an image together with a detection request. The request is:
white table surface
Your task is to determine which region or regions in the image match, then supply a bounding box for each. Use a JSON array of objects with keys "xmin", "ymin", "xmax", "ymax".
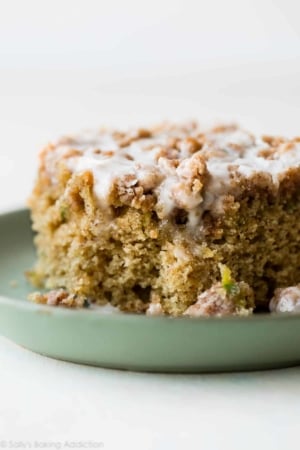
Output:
[{"xmin": 0, "ymin": 67, "xmax": 300, "ymax": 449}]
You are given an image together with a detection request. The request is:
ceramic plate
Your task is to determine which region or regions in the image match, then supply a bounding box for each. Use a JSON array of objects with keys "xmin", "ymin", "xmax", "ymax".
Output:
[{"xmin": 0, "ymin": 209, "xmax": 300, "ymax": 372}]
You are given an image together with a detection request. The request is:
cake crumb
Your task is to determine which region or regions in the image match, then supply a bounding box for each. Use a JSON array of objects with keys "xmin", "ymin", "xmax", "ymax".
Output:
[
  {"xmin": 28, "ymin": 289, "xmax": 91, "ymax": 308},
  {"xmin": 146, "ymin": 302, "xmax": 164, "ymax": 316},
  {"xmin": 183, "ymin": 265, "xmax": 254, "ymax": 317},
  {"xmin": 269, "ymin": 286, "xmax": 300, "ymax": 313},
  {"xmin": 146, "ymin": 293, "xmax": 164, "ymax": 316}
]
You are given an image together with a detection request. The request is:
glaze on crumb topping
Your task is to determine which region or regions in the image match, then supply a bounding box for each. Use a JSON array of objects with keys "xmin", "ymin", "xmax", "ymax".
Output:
[{"xmin": 40, "ymin": 122, "xmax": 300, "ymax": 226}]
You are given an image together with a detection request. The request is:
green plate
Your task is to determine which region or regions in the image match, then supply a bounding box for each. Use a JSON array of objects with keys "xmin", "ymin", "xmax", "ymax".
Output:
[{"xmin": 0, "ymin": 209, "xmax": 300, "ymax": 373}]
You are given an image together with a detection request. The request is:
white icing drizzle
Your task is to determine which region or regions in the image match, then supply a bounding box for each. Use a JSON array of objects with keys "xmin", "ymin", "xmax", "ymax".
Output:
[{"xmin": 43, "ymin": 124, "xmax": 300, "ymax": 226}]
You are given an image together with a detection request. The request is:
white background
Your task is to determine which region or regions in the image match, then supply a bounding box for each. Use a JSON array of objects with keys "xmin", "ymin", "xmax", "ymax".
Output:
[{"xmin": 0, "ymin": 0, "xmax": 300, "ymax": 448}]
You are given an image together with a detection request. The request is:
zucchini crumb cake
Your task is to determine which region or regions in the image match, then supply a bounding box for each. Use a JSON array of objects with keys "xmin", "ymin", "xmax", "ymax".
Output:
[{"xmin": 27, "ymin": 122, "xmax": 300, "ymax": 317}]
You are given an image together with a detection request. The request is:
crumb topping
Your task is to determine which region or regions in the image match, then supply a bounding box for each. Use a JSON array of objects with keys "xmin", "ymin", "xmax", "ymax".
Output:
[
  {"xmin": 42, "ymin": 122, "xmax": 300, "ymax": 225},
  {"xmin": 28, "ymin": 289, "xmax": 120, "ymax": 313},
  {"xmin": 28, "ymin": 289, "xmax": 90, "ymax": 308},
  {"xmin": 183, "ymin": 265, "xmax": 254, "ymax": 317},
  {"xmin": 269, "ymin": 286, "xmax": 300, "ymax": 313}
]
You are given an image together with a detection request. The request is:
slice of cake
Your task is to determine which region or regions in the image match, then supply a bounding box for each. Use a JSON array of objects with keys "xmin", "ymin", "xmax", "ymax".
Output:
[{"xmin": 28, "ymin": 122, "xmax": 300, "ymax": 316}]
